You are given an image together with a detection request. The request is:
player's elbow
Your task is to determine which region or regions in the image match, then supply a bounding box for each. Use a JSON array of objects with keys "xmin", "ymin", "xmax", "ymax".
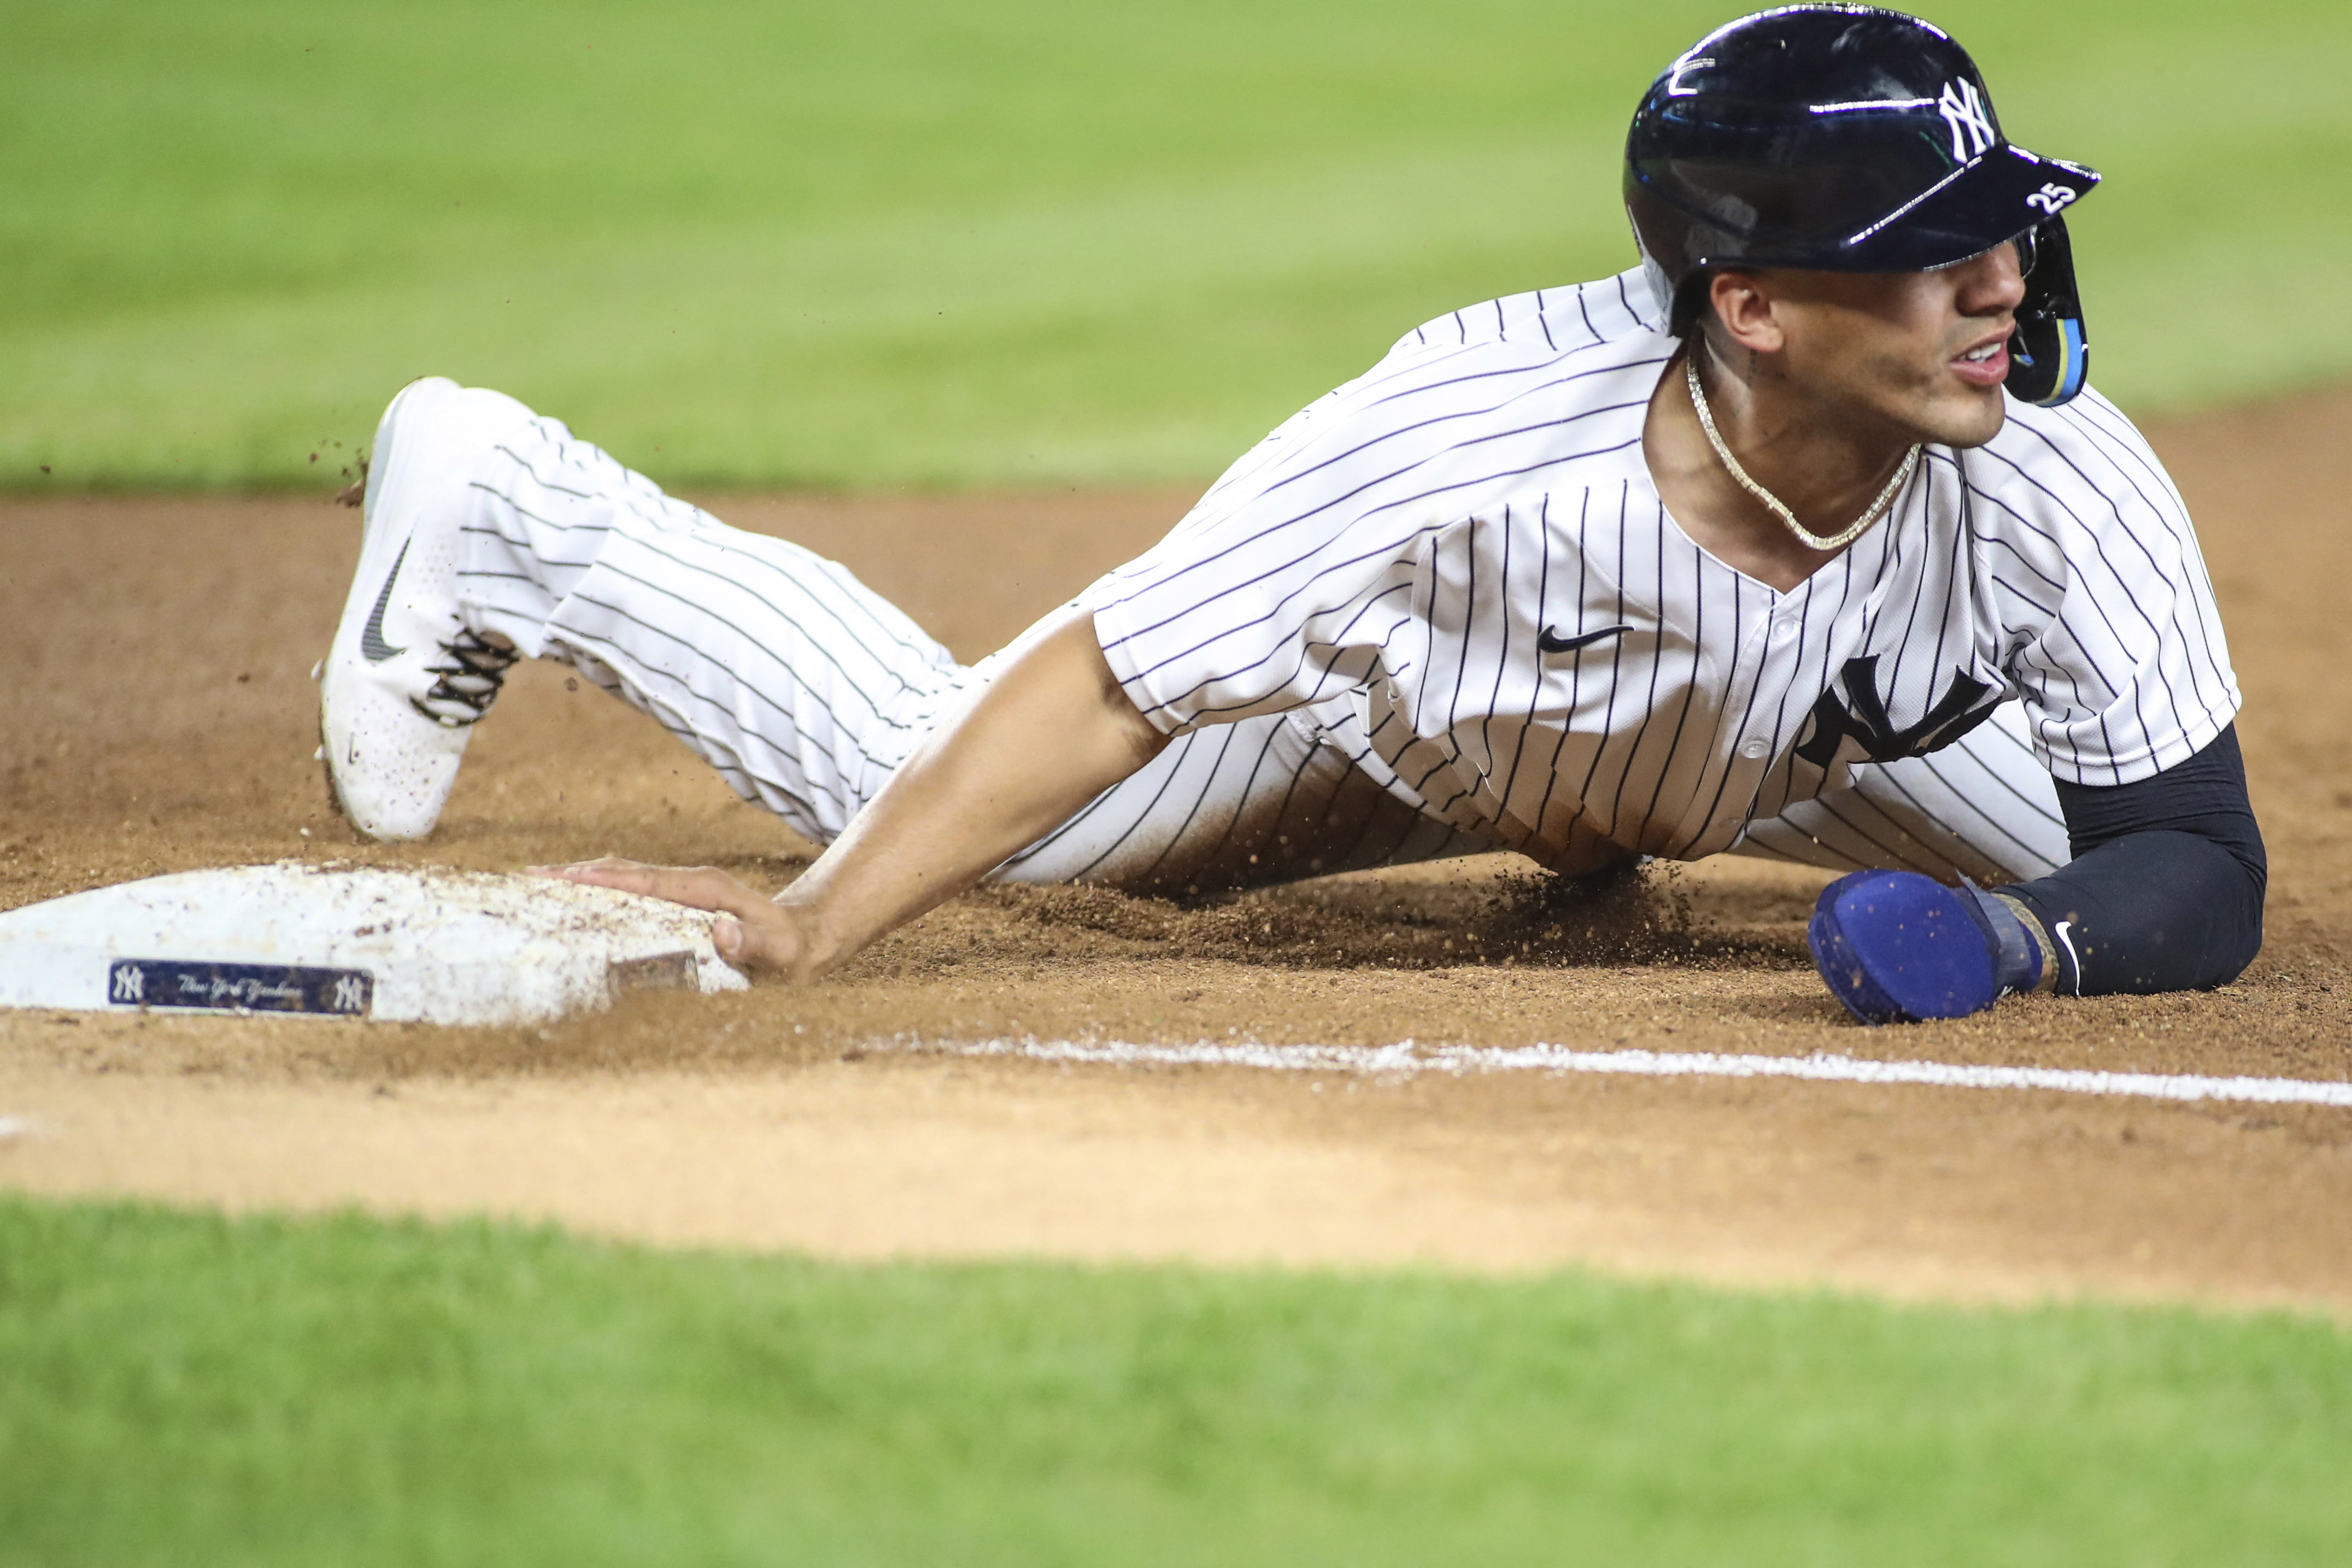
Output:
[
  {"xmin": 2191, "ymin": 882, "xmax": 2264, "ymax": 991},
  {"xmin": 2183, "ymin": 825, "xmax": 2267, "ymax": 991},
  {"xmin": 2074, "ymin": 838, "xmax": 2265, "ymax": 995},
  {"xmin": 1116, "ymin": 702, "xmax": 1173, "ymax": 771}
]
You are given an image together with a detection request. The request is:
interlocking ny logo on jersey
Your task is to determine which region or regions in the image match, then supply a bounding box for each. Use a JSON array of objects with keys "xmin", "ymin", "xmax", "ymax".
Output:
[
  {"xmin": 1937, "ymin": 78, "xmax": 1997, "ymax": 162},
  {"xmin": 1795, "ymin": 655, "xmax": 1999, "ymax": 769}
]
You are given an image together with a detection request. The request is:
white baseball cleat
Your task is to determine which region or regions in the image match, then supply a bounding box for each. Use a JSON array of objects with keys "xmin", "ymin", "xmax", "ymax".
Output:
[{"xmin": 318, "ymin": 377, "xmax": 519, "ymax": 841}]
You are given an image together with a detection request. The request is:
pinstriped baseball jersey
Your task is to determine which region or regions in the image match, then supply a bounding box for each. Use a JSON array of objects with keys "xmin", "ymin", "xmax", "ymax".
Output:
[{"xmin": 1083, "ymin": 267, "xmax": 2240, "ymax": 875}]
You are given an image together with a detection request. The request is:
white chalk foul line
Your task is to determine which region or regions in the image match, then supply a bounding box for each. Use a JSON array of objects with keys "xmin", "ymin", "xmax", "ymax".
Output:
[{"xmin": 931, "ymin": 1038, "xmax": 2352, "ymax": 1109}]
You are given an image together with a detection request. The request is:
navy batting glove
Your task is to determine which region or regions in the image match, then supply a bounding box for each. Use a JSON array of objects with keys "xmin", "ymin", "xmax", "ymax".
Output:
[{"xmin": 1806, "ymin": 870, "xmax": 2046, "ymax": 1024}]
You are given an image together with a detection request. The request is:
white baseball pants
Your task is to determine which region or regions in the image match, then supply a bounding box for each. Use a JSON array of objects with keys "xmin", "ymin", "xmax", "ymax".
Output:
[{"xmin": 440, "ymin": 387, "xmax": 2070, "ymax": 892}]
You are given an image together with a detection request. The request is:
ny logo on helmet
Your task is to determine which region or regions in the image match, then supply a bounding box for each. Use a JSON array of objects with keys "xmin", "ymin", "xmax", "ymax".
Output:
[{"xmin": 1937, "ymin": 79, "xmax": 1997, "ymax": 162}]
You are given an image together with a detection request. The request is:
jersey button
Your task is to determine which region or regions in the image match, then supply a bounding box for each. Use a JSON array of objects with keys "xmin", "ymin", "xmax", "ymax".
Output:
[
  {"xmin": 1740, "ymin": 738, "xmax": 1770, "ymax": 759},
  {"xmin": 1770, "ymin": 618, "xmax": 1798, "ymax": 643}
]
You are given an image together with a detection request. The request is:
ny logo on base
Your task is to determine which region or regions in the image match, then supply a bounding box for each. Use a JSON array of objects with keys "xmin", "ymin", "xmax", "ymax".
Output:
[
  {"xmin": 102, "ymin": 958, "xmax": 373, "ymax": 1015},
  {"xmin": 1796, "ymin": 655, "xmax": 2000, "ymax": 768},
  {"xmin": 1938, "ymin": 78, "xmax": 1997, "ymax": 162}
]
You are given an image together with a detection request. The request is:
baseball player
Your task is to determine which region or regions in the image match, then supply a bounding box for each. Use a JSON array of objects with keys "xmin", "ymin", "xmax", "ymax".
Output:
[{"xmin": 319, "ymin": 5, "xmax": 2263, "ymax": 1024}]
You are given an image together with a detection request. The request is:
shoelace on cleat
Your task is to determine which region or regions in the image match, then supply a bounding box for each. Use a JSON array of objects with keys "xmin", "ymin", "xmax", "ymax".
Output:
[{"xmin": 409, "ymin": 629, "xmax": 520, "ymax": 728}]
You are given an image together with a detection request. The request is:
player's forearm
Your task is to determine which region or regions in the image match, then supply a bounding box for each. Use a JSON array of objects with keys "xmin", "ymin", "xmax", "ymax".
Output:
[
  {"xmin": 1997, "ymin": 725, "xmax": 2266, "ymax": 996},
  {"xmin": 2002, "ymin": 828, "xmax": 2263, "ymax": 996},
  {"xmin": 776, "ymin": 608, "xmax": 1169, "ymax": 978}
]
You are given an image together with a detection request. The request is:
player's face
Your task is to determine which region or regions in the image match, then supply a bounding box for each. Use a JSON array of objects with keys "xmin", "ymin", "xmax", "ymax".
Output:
[{"xmin": 1755, "ymin": 244, "xmax": 2029, "ymax": 449}]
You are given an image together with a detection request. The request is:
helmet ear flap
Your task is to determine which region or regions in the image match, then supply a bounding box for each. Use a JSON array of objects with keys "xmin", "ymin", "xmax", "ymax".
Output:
[
  {"xmin": 1624, "ymin": 204, "xmax": 1713, "ymax": 339},
  {"xmin": 2005, "ymin": 216, "xmax": 2089, "ymax": 406},
  {"xmin": 1669, "ymin": 268, "xmax": 1716, "ymax": 339},
  {"xmin": 1629, "ymin": 220, "xmax": 1680, "ymax": 327}
]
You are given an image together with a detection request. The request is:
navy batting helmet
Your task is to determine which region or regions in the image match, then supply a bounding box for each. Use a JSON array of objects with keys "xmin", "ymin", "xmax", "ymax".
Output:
[{"xmin": 1624, "ymin": 6, "xmax": 2097, "ymax": 406}]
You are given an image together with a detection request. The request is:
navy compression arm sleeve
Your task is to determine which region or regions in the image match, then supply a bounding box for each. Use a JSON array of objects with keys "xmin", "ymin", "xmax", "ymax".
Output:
[{"xmin": 2000, "ymin": 725, "xmax": 2266, "ymax": 995}]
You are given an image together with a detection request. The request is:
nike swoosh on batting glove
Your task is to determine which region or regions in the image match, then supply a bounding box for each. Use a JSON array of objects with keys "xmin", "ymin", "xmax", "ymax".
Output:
[{"xmin": 1806, "ymin": 870, "xmax": 2046, "ymax": 1024}]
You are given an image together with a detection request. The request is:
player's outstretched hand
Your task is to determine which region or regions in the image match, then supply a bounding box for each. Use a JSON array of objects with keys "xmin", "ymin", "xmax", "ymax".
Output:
[
  {"xmin": 1806, "ymin": 869, "xmax": 2047, "ymax": 1024},
  {"xmin": 536, "ymin": 858, "xmax": 810, "ymax": 979}
]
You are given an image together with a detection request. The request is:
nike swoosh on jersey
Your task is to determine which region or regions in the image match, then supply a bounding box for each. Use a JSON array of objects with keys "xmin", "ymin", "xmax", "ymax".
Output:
[
  {"xmin": 360, "ymin": 539, "xmax": 412, "ymax": 663},
  {"xmin": 1538, "ymin": 624, "xmax": 1632, "ymax": 655}
]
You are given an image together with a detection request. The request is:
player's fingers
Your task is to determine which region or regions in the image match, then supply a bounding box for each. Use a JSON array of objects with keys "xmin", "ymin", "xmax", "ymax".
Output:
[
  {"xmin": 535, "ymin": 859, "xmax": 770, "ymax": 921},
  {"xmin": 533, "ymin": 859, "xmax": 803, "ymax": 976}
]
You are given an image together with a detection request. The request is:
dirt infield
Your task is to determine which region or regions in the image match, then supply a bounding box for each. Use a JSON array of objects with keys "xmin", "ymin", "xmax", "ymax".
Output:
[{"xmin": 4, "ymin": 392, "xmax": 2350, "ymax": 1309}]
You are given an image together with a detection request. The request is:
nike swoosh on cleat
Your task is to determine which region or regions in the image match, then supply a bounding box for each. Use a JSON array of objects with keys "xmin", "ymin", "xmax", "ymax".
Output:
[
  {"xmin": 1538, "ymin": 624, "xmax": 1632, "ymax": 655},
  {"xmin": 360, "ymin": 539, "xmax": 411, "ymax": 662}
]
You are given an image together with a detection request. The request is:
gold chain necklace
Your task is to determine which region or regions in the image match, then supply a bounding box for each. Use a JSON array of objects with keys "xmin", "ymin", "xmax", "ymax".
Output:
[{"xmin": 1685, "ymin": 356, "xmax": 1919, "ymax": 553}]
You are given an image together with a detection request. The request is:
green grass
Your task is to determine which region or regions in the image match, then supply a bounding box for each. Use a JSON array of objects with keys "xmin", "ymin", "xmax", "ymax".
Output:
[
  {"xmin": 2, "ymin": 1197, "xmax": 2347, "ymax": 1565},
  {"xmin": 6, "ymin": 0, "xmax": 2351, "ymax": 490}
]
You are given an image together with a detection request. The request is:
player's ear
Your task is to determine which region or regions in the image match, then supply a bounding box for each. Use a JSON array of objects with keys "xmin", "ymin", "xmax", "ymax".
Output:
[{"xmin": 1707, "ymin": 270, "xmax": 1785, "ymax": 356}]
